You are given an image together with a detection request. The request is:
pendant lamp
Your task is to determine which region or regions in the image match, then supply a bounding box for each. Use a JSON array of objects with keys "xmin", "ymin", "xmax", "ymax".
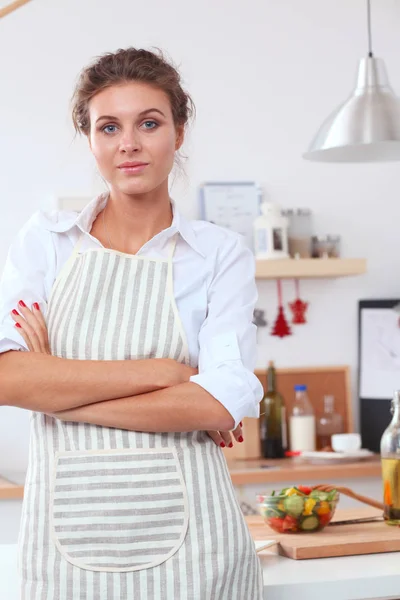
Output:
[{"xmin": 303, "ymin": 0, "xmax": 400, "ymax": 163}]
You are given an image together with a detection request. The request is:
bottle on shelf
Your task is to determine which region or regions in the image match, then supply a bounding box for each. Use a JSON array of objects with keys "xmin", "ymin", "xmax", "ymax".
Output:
[
  {"xmin": 289, "ymin": 384, "xmax": 316, "ymax": 452},
  {"xmin": 316, "ymin": 395, "xmax": 344, "ymax": 450},
  {"xmin": 259, "ymin": 361, "xmax": 287, "ymax": 458},
  {"xmin": 380, "ymin": 390, "xmax": 400, "ymax": 525}
]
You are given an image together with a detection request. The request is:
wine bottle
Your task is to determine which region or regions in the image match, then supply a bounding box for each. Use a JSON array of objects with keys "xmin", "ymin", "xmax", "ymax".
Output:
[
  {"xmin": 260, "ymin": 361, "xmax": 287, "ymax": 458},
  {"xmin": 380, "ymin": 390, "xmax": 400, "ymax": 525}
]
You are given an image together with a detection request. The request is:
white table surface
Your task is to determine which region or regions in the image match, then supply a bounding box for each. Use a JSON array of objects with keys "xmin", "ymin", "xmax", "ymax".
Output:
[{"xmin": 1, "ymin": 543, "xmax": 399, "ymax": 600}]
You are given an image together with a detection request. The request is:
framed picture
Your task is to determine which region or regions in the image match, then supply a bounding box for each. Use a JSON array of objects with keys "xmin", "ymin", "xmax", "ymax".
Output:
[
  {"xmin": 358, "ymin": 299, "xmax": 400, "ymax": 452},
  {"xmin": 199, "ymin": 182, "xmax": 262, "ymax": 251}
]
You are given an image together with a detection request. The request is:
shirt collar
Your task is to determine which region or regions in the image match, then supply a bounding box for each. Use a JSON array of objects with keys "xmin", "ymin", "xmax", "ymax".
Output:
[{"xmin": 40, "ymin": 192, "xmax": 205, "ymax": 257}]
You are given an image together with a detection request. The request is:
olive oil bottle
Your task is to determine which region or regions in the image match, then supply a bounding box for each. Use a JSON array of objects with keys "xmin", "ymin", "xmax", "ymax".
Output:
[
  {"xmin": 380, "ymin": 390, "xmax": 400, "ymax": 524},
  {"xmin": 260, "ymin": 361, "xmax": 287, "ymax": 458}
]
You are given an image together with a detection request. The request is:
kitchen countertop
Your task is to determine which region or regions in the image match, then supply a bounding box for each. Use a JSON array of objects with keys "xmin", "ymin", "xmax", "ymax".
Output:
[
  {"xmin": 226, "ymin": 455, "xmax": 382, "ymax": 485},
  {"xmin": 249, "ymin": 507, "xmax": 400, "ymax": 600},
  {"xmin": 0, "ymin": 456, "xmax": 382, "ymax": 500},
  {"xmin": 0, "ymin": 509, "xmax": 398, "ymax": 600}
]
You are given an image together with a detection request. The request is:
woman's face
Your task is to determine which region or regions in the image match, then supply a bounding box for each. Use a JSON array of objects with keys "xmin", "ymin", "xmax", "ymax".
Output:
[{"xmin": 88, "ymin": 82, "xmax": 183, "ymax": 196}]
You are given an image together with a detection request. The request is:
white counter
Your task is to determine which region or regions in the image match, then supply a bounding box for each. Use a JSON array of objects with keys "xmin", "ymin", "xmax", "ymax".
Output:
[
  {"xmin": 1, "ymin": 543, "xmax": 399, "ymax": 600},
  {"xmin": 259, "ymin": 546, "xmax": 400, "ymax": 600}
]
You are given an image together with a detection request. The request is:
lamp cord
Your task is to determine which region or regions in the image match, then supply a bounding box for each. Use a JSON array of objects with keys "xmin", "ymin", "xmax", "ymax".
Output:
[{"xmin": 367, "ymin": 0, "xmax": 373, "ymax": 57}]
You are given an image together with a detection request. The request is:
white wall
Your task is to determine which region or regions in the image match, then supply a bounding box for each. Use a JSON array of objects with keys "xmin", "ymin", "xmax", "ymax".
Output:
[{"xmin": 0, "ymin": 0, "xmax": 400, "ymax": 472}]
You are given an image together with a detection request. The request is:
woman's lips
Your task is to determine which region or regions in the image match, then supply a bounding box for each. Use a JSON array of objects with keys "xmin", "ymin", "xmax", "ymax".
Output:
[{"xmin": 118, "ymin": 164, "xmax": 148, "ymax": 174}]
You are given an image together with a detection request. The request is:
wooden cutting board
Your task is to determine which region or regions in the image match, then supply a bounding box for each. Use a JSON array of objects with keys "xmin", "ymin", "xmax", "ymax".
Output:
[{"xmin": 246, "ymin": 508, "xmax": 400, "ymax": 560}]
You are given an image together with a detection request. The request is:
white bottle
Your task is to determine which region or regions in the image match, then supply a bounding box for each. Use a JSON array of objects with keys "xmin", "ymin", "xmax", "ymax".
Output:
[
  {"xmin": 289, "ymin": 384, "xmax": 316, "ymax": 452},
  {"xmin": 253, "ymin": 202, "xmax": 289, "ymax": 259}
]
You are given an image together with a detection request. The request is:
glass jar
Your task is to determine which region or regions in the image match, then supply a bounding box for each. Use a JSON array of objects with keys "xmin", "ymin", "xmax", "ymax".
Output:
[
  {"xmin": 312, "ymin": 235, "xmax": 341, "ymax": 258},
  {"xmin": 289, "ymin": 384, "xmax": 316, "ymax": 451},
  {"xmin": 286, "ymin": 209, "xmax": 313, "ymax": 258},
  {"xmin": 381, "ymin": 390, "xmax": 400, "ymax": 525},
  {"xmin": 316, "ymin": 395, "xmax": 344, "ymax": 450}
]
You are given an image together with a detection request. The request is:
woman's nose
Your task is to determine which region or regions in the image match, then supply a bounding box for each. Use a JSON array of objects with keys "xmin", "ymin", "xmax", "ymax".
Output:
[{"xmin": 119, "ymin": 131, "xmax": 142, "ymax": 153}]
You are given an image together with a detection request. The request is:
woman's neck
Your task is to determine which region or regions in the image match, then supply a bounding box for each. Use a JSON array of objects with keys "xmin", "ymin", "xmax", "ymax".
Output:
[{"xmin": 97, "ymin": 186, "xmax": 173, "ymax": 254}]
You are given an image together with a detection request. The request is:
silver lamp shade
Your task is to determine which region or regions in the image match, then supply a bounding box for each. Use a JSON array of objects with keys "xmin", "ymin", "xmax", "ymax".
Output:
[{"xmin": 303, "ymin": 56, "xmax": 400, "ymax": 162}]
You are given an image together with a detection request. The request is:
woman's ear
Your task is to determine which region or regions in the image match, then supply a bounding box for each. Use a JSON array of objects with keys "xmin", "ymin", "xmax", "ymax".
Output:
[{"xmin": 175, "ymin": 126, "xmax": 185, "ymax": 151}]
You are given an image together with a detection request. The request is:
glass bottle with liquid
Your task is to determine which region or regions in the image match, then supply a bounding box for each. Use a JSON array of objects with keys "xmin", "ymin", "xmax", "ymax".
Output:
[
  {"xmin": 316, "ymin": 395, "xmax": 344, "ymax": 450},
  {"xmin": 290, "ymin": 385, "xmax": 316, "ymax": 452},
  {"xmin": 380, "ymin": 390, "xmax": 400, "ymax": 525},
  {"xmin": 259, "ymin": 361, "xmax": 287, "ymax": 458}
]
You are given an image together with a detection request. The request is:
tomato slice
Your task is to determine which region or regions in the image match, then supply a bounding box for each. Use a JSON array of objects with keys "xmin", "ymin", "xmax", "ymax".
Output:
[
  {"xmin": 267, "ymin": 517, "xmax": 285, "ymax": 533},
  {"xmin": 282, "ymin": 515, "xmax": 298, "ymax": 532},
  {"xmin": 297, "ymin": 485, "xmax": 312, "ymax": 495},
  {"xmin": 318, "ymin": 512, "xmax": 332, "ymax": 527}
]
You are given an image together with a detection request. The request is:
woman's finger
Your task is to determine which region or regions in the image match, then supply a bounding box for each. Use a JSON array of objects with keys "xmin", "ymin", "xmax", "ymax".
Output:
[
  {"xmin": 11, "ymin": 302, "xmax": 50, "ymax": 354},
  {"xmin": 11, "ymin": 308, "xmax": 45, "ymax": 353},
  {"xmin": 31, "ymin": 303, "xmax": 51, "ymax": 353},
  {"xmin": 207, "ymin": 430, "xmax": 229, "ymax": 448},
  {"xmin": 219, "ymin": 431, "xmax": 234, "ymax": 447},
  {"xmin": 231, "ymin": 422, "xmax": 244, "ymax": 444}
]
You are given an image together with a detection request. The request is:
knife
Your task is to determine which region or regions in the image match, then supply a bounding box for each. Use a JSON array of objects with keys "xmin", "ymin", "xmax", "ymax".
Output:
[{"xmin": 329, "ymin": 516, "xmax": 384, "ymax": 526}]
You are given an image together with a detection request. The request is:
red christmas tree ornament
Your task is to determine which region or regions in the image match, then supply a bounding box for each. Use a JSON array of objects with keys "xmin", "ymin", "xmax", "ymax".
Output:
[
  {"xmin": 271, "ymin": 280, "xmax": 292, "ymax": 338},
  {"xmin": 289, "ymin": 279, "xmax": 309, "ymax": 324}
]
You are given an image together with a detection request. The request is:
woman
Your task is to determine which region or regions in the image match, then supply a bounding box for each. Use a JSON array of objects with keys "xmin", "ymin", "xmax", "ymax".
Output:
[{"xmin": 0, "ymin": 48, "xmax": 264, "ymax": 599}]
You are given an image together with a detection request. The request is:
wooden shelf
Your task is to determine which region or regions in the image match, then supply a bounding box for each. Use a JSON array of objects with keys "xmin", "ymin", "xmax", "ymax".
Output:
[
  {"xmin": 0, "ymin": 476, "xmax": 24, "ymax": 500},
  {"xmin": 255, "ymin": 258, "xmax": 366, "ymax": 280}
]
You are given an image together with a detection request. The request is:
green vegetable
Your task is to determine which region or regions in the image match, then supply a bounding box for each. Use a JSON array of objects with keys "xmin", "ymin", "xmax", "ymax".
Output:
[
  {"xmin": 327, "ymin": 489, "xmax": 338, "ymax": 502},
  {"xmin": 300, "ymin": 515, "xmax": 320, "ymax": 531},
  {"xmin": 271, "ymin": 490, "xmax": 276, "ymax": 497},
  {"xmin": 283, "ymin": 494, "xmax": 304, "ymax": 517},
  {"xmin": 309, "ymin": 490, "xmax": 329, "ymax": 501},
  {"xmin": 265, "ymin": 507, "xmax": 286, "ymax": 519}
]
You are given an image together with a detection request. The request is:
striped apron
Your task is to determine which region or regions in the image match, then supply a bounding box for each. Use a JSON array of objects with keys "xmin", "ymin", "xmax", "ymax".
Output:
[{"xmin": 18, "ymin": 231, "xmax": 263, "ymax": 599}]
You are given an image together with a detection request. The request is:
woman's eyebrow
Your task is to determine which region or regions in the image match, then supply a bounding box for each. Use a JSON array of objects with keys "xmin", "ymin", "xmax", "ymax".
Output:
[{"xmin": 96, "ymin": 108, "xmax": 166, "ymax": 125}]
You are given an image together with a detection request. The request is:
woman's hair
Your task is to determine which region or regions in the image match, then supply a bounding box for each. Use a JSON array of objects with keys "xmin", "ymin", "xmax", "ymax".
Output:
[{"xmin": 71, "ymin": 47, "xmax": 195, "ymax": 136}]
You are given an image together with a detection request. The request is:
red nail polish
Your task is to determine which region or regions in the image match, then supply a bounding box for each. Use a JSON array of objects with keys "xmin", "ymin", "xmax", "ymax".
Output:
[
  {"xmin": 12, "ymin": 309, "xmax": 19, "ymax": 315},
  {"xmin": 19, "ymin": 300, "xmax": 26, "ymax": 308},
  {"xmin": 15, "ymin": 323, "xmax": 22, "ymax": 328},
  {"xmin": 220, "ymin": 442, "xmax": 226, "ymax": 448},
  {"xmin": 33, "ymin": 303, "xmax": 40, "ymax": 311},
  {"xmin": 240, "ymin": 422, "xmax": 243, "ymax": 427},
  {"xmin": 238, "ymin": 436, "xmax": 244, "ymax": 443},
  {"xmin": 229, "ymin": 442, "xmax": 233, "ymax": 448}
]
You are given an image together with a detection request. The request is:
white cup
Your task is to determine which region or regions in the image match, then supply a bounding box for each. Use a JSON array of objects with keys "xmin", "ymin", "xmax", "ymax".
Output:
[{"xmin": 331, "ymin": 433, "xmax": 361, "ymax": 453}]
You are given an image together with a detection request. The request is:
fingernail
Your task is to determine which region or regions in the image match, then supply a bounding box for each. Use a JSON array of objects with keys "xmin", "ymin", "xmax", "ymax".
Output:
[
  {"xmin": 220, "ymin": 442, "xmax": 226, "ymax": 448},
  {"xmin": 238, "ymin": 436, "xmax": 244, "ymax": 443},
  {"xmin": 240, "ymin": 422, "xmax": 243, "ymax": 427},
  {"xmin": 33, "ymin": 303, "xmax": 40, "ymax": 311},
  {"xmin": 18, "ymin": 300, "xmax": 26, "ymax": 308},
  {"xmin": 12, "ymin": 309, "xmax": 19, "ymax": 315},
  {"xmin": 15, "ymin": 323, "xmax": 22, "ymax": 328},
  {"xmin": 229, "ymin": 442, "xmax": 233, "ymax": 448}
]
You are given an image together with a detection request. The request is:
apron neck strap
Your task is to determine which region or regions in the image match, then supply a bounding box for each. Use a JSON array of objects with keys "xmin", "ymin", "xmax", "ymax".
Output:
[{"xmin": 167, "ymin": 234, "xmax": 178, "ymax": 262}]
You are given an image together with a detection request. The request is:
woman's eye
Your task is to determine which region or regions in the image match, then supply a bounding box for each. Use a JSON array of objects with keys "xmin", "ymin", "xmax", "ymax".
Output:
[
  {"xmin": 102, "ymin": 125, "xmax": 118, "ymax": 134},
  {"xmin": 142, "ymin": 120, "xmax": 158, "ymax": 130}
]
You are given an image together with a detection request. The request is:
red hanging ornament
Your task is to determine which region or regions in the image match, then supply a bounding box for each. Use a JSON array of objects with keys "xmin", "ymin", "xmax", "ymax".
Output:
[
  {"xmin": 288, "ymin": 279, "xmax": 309, "ymax": 324},
  {"xmin": 271, "ymin": 280, "xmax": 292, "ymax": 338}
]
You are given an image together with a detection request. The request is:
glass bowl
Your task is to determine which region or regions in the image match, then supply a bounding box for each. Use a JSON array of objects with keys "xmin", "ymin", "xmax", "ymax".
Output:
[{"xmin": 256, "ymin": 489, "xmax": 340, "ymax": 533}]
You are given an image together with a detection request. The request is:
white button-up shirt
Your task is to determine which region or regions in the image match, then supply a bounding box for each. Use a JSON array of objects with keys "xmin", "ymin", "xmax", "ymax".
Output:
[{"xmin": 0, "ymin": 193, "xmax": 263, "ymax": 427}]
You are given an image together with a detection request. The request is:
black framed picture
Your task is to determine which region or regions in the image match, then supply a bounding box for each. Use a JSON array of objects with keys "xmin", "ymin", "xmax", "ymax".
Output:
[{"xmin": 358, "ymin": 299, "xmax": 400, "ymax": 452}]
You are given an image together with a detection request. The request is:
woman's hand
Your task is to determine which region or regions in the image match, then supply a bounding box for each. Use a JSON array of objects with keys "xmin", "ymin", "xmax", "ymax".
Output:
[
  {"xmin": 10, "ymin": 300, "xmax": 50, "ymax": 354},
  {"xmin": 207, "ymin": 422, "xmax": 244, "ymax": 449}
]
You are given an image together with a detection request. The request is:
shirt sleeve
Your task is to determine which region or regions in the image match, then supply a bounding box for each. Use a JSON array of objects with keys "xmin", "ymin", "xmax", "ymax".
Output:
[
  {"xmin": 0, "ymin": 213, "xmax": 54, "ymax": 354},
  {"xmin": 189, "ymin": 233, "xmax": 264, "ymax": 429}
]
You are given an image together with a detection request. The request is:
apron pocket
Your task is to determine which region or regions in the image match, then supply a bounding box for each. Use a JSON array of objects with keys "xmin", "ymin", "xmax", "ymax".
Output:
[{"xmin": 50, "ymin": 447, "xmax": 189, "ymax": 572}]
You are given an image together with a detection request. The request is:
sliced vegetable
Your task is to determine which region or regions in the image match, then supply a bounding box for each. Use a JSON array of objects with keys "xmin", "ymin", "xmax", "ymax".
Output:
[
  {"xmin": 309, "ymin": 490, "xmax": 329, "ymax": 501},
  {"xmin": 268, "ymin": 517, "xmax": 285, "ymax": 533},
  {"xmin": 316, "ymin": 501, "xmax": 331, "ymax": 516},
  {"xmin": 303, "ymin": 497, "xmax": 316, "ymax": 516},
  {"xmin": 300, "ymin": 515, "xmax": 320, "ymax": 531},
  {"xmin": 283, "ymin": 494, "xmax": 304, "ymax": 517},
  {"xmin": 297, "ymin": 485, "xmax": 312, "ymax": 496},
  {"xmin": 282, "ymin": 515, "xmax": 298, "ymax": 532}
]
